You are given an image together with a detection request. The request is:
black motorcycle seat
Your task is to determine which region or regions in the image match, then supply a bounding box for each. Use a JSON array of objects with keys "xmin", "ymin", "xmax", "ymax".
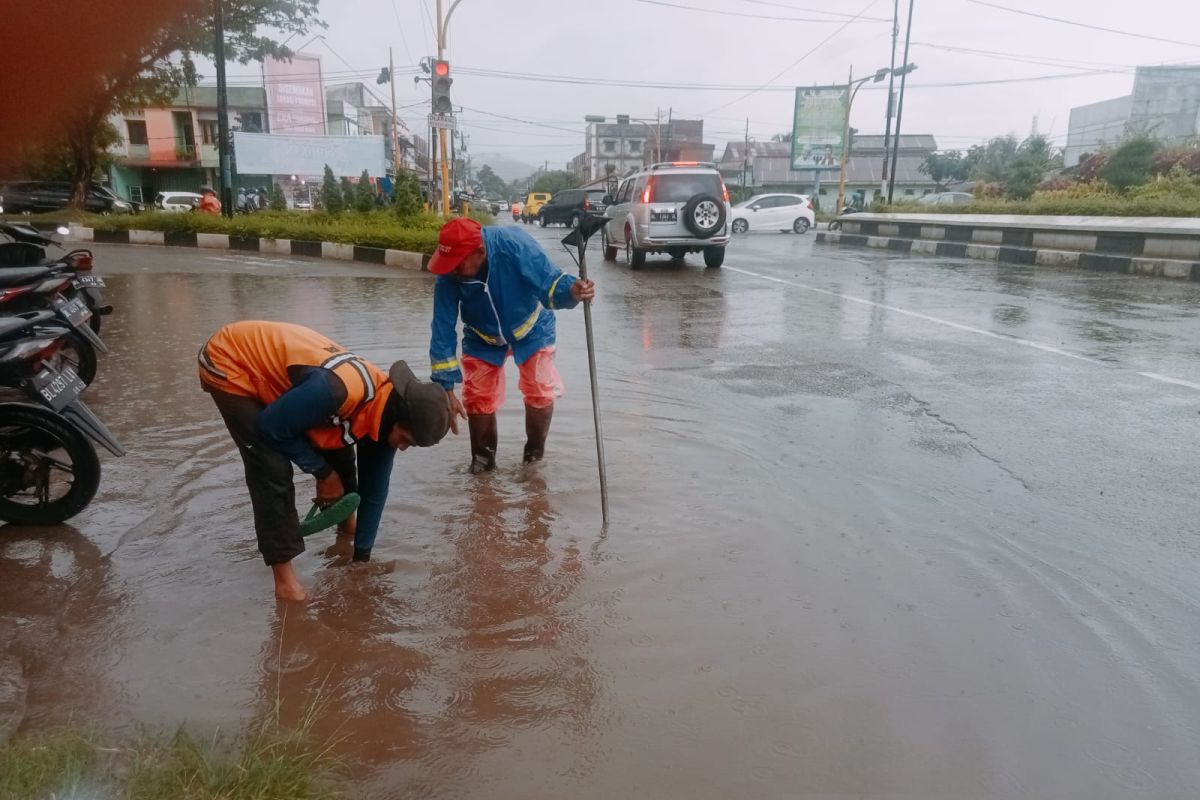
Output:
[
  {"xmin": 0, "ymin": 266, "xmax": 52, "ymax": 288},
  {"xmin": 0, "ymin": 310, "xmax": 59, "ymax": 340}
]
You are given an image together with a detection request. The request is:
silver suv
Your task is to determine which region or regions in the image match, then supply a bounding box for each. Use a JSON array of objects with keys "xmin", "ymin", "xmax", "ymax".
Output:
[{"xmin": 600, "ymin": 162, "xmax": 731, "ymax": 269}]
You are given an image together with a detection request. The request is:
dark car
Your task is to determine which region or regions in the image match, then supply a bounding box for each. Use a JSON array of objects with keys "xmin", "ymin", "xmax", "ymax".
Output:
[
  {"xmin": 537, "ymin": 188, "xmax": 608, "ymax": 228},
  {"xmin": 0, "ymin": 181, "xmax": 135, "ymax": 215}
]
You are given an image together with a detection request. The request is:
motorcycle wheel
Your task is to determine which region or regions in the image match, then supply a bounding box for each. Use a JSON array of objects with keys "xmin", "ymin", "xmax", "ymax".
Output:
[
  {"xmin": 49, "ymin": 332, "xmax": 99, "ymax": 388},
  {"xmin": 0, "ymin": 404, "xmax": 101, "ymax": 524}
]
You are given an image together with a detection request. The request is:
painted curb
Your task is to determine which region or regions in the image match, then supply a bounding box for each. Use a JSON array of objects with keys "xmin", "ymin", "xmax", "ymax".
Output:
[
  {"xmin": 69, "ymin": 225, "xmax": 430, "ymax": 272},
  {"xmin": 816, "ymin": 230, "xmax": 1200, "ymax": 281}
]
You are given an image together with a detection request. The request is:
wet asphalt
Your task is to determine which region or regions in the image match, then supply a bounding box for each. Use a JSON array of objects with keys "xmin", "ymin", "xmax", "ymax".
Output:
[{"xmin": 2, "ymin": 217, "xmax": 1199, "ymax": 799}]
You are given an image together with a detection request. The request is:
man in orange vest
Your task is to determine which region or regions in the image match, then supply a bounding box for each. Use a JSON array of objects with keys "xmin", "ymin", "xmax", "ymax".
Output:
[{"xmin": 199, "ymin": 320, "xmax": 451, "ymax": 602}]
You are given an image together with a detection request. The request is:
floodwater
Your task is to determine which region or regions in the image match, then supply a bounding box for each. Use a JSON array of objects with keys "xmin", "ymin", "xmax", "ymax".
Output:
[{"xmin": 3, "ymin": 228, "xmax": 1200, "ymax": 798}]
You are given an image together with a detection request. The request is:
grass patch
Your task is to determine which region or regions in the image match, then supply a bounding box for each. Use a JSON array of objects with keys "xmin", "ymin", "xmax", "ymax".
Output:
[{"xmin": 0, "ymin": 721, "xmax": 342, "ymax": 800}]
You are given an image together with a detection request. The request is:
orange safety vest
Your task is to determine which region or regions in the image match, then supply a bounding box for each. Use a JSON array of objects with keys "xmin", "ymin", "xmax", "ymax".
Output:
[{"xmin": 199, "ymin": 320, "xmax": 393, "ymax": 449}]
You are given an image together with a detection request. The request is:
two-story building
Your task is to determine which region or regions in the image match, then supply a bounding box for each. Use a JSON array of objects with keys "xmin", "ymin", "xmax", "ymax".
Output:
[
  {"xmin": 577, "ymin": 116, "xmax": 717, "ymax": 183},
  {"xmin": 109, "ymin": 86, "xmax": 272, "ymax": 205}
]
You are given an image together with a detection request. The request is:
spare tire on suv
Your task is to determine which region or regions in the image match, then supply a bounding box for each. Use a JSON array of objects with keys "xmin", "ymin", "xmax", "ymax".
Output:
[{"xmin": 683, "ymin": 193, "xmax": 726, "ymax": 239}]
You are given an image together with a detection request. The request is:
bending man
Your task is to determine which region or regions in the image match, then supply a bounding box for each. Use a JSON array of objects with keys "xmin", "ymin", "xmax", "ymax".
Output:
[{"xmin": 200, "ymin": 320, "xmax": 450, "ymax": 601}]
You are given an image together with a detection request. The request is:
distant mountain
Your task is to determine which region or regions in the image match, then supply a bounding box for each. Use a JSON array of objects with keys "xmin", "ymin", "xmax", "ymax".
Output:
[{"xmin": 473, "ymin": 153, "xmax": 540, "ymax": 182}]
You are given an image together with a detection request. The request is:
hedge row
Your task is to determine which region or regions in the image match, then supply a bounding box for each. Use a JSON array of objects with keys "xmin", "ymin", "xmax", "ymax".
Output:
[
  {"xmin": 879, "ymin": 195, "xmax": 1200, "ymax": 218},
  {"xmin": 85, "ymin": 210, "xmax": 492, "ymax": 254}
]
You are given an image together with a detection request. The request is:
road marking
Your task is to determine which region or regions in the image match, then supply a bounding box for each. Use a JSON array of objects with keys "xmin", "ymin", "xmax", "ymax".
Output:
[{"xmin": 725, "ymin": 265, "xmax": 1200, "ymax": 392}]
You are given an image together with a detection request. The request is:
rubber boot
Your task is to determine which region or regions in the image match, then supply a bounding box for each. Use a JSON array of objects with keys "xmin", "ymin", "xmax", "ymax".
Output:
[
  {"xmin": 523, "ymin": 403, "xmax": 554, "ymax": 464},
  {"xmin": 468, "ymin": 413, "xmax": 497, "ymax": 474}
]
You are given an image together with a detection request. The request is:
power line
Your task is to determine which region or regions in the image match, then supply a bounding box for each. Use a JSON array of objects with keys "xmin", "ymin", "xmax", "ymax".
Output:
[
  {"xmin": 390, "ymin": 0, "xmax": 415, "ymax": 64},
  {"xmin": 912, "ymin": 41, "xmax": 1133, "ymax": 70},
  {"xmin": 635, "ymin": 0, "xmax": 888, "ymax": 23},
  {"xmin": 457, "ymin": 106, "xmax": 584, "ymax": 135},
  {"xmin": 703, "ymin": 0, "xmax": 883, "ymax": 115},
  {"xmin": 965, "ymin": 0, "xmax": 1200, "ymax": 49},
  {"xmin": 739, "ymin": 0, "xmax": 892, "ymax": 21}
]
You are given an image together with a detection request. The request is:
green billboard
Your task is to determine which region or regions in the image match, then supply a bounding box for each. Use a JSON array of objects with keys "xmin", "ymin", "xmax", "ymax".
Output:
[{"xmin": 791, "ymin": 86, "xmax": 849, "ymax": 171}]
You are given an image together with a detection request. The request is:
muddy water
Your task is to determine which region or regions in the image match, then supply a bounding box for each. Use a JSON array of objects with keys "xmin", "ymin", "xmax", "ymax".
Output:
[{"xmin": 2, "ymin": 241, "xmax": 1200, "ymax": 798}]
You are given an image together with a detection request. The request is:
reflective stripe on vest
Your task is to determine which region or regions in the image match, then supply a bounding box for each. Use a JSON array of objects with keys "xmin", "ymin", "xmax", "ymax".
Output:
[{"xmin": 512, "ymin": 306, "xmax": 542, "ymax": 341}]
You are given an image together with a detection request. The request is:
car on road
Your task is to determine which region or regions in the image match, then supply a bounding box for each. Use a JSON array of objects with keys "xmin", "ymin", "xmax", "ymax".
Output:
[
  {"xmin": 918, "ymin": 191, "xmax": 974, "ymax": 206},
  {"xmin": 0, "ymin": 181, "xmax": 136, "ymax": 214},
  {"xmin": 521, "ymin": 192, "xmax": 551, "ymax": 223},
  {"xmin": 155, "ymin": 191, "xmax": 203, "ymax": 212},
  {"xmin": 600, "ymin": 161, "xmax": 731, "ymax": 269},
  {"xmin": 537, "ymin": 188, "xmax": 609, "ymax": 227},
  {"xmin": 730, "ymin": 193, "xmax": 815, "ymax": 235}
]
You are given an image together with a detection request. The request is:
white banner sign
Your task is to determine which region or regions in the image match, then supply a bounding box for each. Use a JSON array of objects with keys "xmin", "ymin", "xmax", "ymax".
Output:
[{"xmin": 233, "ymin": 132, "xmax": 386, "ymax": 177}]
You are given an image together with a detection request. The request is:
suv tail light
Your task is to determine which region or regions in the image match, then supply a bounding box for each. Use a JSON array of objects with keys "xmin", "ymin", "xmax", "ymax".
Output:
[
  {"xmin": 721, "ymin": 182, "xmax": 730, "ymax": 204},
  {"xmin": 643, "ymin": 177, "xmax": 656, "ymax": 204},
  {"xmin": 583, "ymin": 198, "xmax": 591, "ymax": 210},
  {"xmin": 67, "ymin": 251, "xmax": 94, "ymax": 270}
]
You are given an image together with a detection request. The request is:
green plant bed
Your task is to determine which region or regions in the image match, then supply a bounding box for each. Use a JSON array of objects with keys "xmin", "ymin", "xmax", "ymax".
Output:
[
  {"xmin": 85, "ymin": 210, "xmax": 493, "ymax": 254},
  {"xmin": 877, "ymin": 196, "xmax": 1200, "ymax": 218}
]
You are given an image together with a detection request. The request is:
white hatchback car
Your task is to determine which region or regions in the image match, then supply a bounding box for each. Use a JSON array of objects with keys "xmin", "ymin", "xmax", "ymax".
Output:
[
  {"xmin": 155, "ymin": 192, "xmax": 202, "ymax": 212},
  {"xmin": 730, "ymin": 193, "xmax": 815, "ymax": 234}
]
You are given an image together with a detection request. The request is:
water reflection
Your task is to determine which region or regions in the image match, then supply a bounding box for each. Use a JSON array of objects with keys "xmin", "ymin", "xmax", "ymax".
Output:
[
  {"xmin": 0, "ymin": 524, "xmax": 129, "ymax": 730},
  {"xmin": 249, "ymin": 472, "xmax": 599, "ymax": 790}
]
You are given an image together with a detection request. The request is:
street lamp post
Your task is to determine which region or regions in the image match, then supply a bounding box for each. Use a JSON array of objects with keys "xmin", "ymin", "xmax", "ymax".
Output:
[{"xmin": 835, "ymin": 66, "xmax": 892, "ymax": 214}]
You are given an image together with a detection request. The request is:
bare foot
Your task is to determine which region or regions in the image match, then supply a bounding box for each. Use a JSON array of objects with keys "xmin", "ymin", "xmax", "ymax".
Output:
[
  {"xmin": 275, "ymin": 583, "xmax": 309, "ymax": 602},
  {"xmin": 323, "ymin": 533, "xmax": 355, "ymax": 563},
  {"xmin": 271, "ymin": 561, "xmax": 310, "ymax": 602}
]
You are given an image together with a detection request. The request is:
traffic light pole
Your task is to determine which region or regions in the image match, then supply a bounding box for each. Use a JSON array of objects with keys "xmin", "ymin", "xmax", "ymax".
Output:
[{"xmin": 436, "ymin": 0, "xmax": 466, "ymax": 216}]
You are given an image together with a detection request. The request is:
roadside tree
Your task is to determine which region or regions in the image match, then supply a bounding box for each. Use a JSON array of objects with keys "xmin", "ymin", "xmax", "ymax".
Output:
[{"xmin": 46, "ymin": 0, "xmax": 323, "ymax": 211}]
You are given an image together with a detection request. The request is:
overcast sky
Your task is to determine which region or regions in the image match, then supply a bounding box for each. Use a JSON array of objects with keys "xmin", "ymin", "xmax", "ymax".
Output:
[{"xmin": 219, "ymin": 0, "xmax": 1200, "ymax": 172}]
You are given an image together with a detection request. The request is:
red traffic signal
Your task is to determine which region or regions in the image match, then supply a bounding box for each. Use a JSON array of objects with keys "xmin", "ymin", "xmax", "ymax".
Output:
[{"xmin": 434, "ymin": 60, "xmax": 450, "ymax": 78}]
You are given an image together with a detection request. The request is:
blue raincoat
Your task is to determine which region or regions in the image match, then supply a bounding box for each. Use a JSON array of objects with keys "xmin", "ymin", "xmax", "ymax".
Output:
[{"xmin": 430, "ymin": 226, "xmax": 579, "ymax": 389}]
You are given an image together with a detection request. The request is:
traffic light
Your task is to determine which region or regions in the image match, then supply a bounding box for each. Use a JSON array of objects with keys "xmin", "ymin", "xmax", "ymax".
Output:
[{"xmin": 432, "ymin": 60, "xmax": 453, "ymax": 116}]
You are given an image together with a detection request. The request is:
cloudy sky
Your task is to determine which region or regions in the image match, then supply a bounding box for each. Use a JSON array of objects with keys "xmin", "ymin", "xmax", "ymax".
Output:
[{"xmin": 221, "ymin": 0, "xmax": 1200, "ymax": 172}]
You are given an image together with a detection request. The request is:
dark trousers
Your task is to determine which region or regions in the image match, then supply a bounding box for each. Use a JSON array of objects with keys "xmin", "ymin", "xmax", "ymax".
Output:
[{"xmin": 205, "ymin": 386, "xmax": 358, "ymax": 565}]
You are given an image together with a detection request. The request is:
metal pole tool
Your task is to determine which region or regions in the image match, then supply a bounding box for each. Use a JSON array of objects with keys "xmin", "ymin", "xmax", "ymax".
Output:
[{"xmin": 561, "ymin": 215, "xmax": 610, "ymax": 525}]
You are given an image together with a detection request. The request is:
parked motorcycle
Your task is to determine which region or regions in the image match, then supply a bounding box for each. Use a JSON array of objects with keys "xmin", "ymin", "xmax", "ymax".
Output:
[
  {"xmin": 827, "ymin": 204, "xmax": 859, "ymax": 231},
  {"xmin": 0, "ymin": 310, "xmax": 124, "ymax": 524},
  {"xmin": 0, "ymin": 265, "xmax": 107, "ymax": 386},
  {"xmin": 0, "ymin": 222, "xmax": 112, "ymax": 333}
]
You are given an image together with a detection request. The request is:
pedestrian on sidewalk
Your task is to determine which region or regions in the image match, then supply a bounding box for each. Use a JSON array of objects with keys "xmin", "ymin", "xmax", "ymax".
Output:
[
  {"xmin": 428, "ymin": 218, "xmax": 596, "ymax": 474},
  {"xmin": 199, "ymin": 320, "xmax": 451, "ymax": 602}
]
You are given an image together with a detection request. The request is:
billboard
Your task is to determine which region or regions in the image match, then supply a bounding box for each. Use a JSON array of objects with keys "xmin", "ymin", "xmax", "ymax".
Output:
[
  {"xmin": 791, "ymin": 86, "xmax": 849, "ymax": 170},
  {"xmin": 232, "ymin": 132, "xmax": 386, "ymax": 177},
  {"xmin": 264, "ymin": 54, "xmax": 326, "ymax": 136}
]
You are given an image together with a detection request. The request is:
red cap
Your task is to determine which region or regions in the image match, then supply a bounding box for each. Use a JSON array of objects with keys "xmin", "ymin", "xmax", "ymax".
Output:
[{"xmin": 428, "ymin": 218, "xmax": 483, "ymax": 275}]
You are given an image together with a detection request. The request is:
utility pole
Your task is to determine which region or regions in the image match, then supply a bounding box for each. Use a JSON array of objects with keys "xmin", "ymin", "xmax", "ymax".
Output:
[
  {"xmin": 742, "ymin": 117, "xmax": 749, "ymax": 202},
  {"xmin": 214, "ymin": 0, "xmax": 233, "ymax": 217},
  {"xmin": 880, "ymin": 0, "xmax": 899, "ymax": 201},
  {"xmin": 389, "ymin": 47, "xmax": 400, "ymax": 180},
  {"xmin": 887, "ymin": 0, "xmax": 916, "ymax": 205},
  {"xmin": 836, "ymin": 66, "xmax": 854, "ymax": 214}
]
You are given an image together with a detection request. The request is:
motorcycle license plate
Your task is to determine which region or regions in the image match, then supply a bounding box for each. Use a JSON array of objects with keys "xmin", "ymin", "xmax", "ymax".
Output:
[
  {"xmin": 71, "ymin": 274, "xmax": 106, "ymax": 289},
  {"xmin": 31, "ymin": 364, "xmax": 85, "ymax": 412},
  {"xmin": 52, "ymin": 294, "xmax": 92, "ymax": 328}
]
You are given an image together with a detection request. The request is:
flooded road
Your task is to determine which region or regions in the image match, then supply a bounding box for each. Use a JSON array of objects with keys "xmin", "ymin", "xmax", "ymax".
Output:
[{"xmin": 3, "ymin": 222, "xmax": 1200, "ymax": 798}]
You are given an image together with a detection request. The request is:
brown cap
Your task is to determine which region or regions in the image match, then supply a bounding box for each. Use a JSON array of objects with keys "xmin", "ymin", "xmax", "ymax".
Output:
[{"xmin": 388, "ymin": 361, "xmax": 450, "ymax": 447}]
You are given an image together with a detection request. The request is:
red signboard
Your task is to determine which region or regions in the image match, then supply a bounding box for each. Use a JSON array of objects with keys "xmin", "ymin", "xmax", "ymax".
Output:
[{"xmin": 264, "ymin": 54, "xmax": 326, "ymax": 136}]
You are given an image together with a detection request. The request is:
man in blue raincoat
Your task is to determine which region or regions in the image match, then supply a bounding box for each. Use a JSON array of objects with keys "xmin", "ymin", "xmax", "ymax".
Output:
[{"xmin": 428, "ymin": 218, "xmax": 596, "ymax": 474}]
